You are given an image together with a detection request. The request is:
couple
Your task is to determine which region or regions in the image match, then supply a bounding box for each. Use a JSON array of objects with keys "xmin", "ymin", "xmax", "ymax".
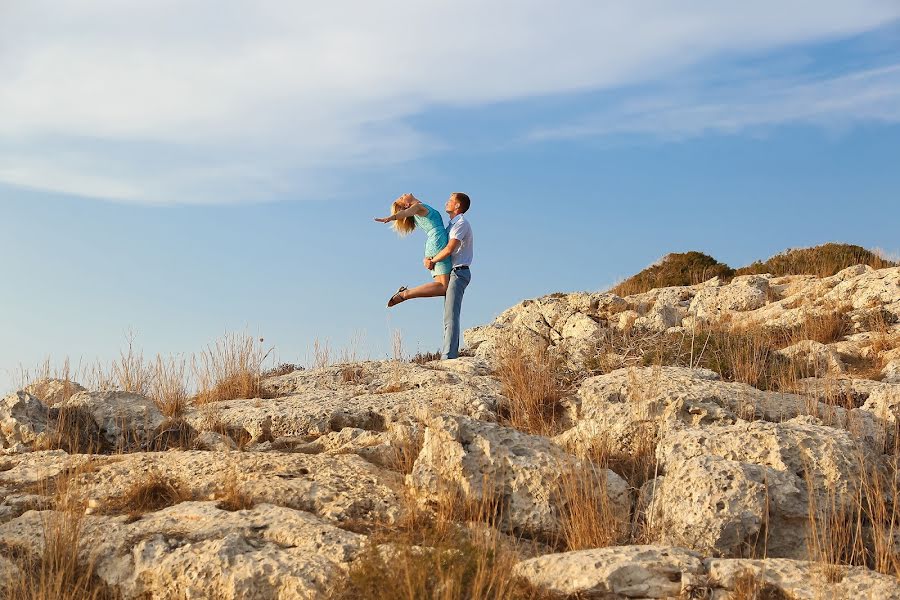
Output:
[{"xmin": 375, "ymin": 192, "xmax": 474, "ymax": 360}]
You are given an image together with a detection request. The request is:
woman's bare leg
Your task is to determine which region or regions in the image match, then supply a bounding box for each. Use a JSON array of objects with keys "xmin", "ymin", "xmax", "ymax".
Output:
[{"xmin": 400, "ymin": 275, "xmax": 449, "ymax": 301}]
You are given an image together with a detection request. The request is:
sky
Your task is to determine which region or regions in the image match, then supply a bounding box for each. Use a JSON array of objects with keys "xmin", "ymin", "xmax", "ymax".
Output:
[{"xmin": 2, "ymin": 1, "xmax": 900, "ymax": 392}]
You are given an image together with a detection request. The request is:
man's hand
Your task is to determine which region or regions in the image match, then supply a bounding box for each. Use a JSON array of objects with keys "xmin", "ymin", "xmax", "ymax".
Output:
[{"xmin": 424, "ymin": 257, "xmax": 435, "ymax": 270}]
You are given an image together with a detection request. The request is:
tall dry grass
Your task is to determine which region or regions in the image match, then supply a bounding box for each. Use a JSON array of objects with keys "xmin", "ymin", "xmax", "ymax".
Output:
[
  {"xmin": 804, "ymin": 450, "xmax": 900, "ymax": 580},
  {"xmin": 555, "ymin": 460, "xmax": 628, "ymax": 551},
  {"xmin": 193, "ymin": 333, "xmax": 273, "ymax": 404},
  {"xmin": 4, "ymin": 467, "xmax": 116, "ymax": 600},
  {"xmin": 494, "ymin": 338, "xmax": 569, "ymax": 436},
  {"xmin": 328, "ymin": 478, "xmax": 548, "ymax": 600}
]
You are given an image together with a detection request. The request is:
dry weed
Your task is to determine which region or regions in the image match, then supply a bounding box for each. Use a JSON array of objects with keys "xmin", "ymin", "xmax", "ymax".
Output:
[
  {"xmin": 216, "ymin": 470, "xmax": 254, "ymax": 512},
  {"xmin": 329, "ymin": 477, "xmax": 546, "ymax": 600},
  {"xmin": 727, "ymin": 570, "xmax": 794, "ymax": 600},
  {"xmin": 494, "ymin": 338, "xmax": 568, "ymax": 436},
  {"xmin": 193, "ymin": 332, "xmax": 272, "ymax": 404},
  {"xmin": 5, "ymin": 467, "xmax": 118, "ymax": 600},
  {"xmin": 555, "ymin": 460, "xmax": 627, "ymax": 551},
  {"xmin": 149, "ymin": 355, "xmax": 190, "ymax": 418},
  {"xmin": 106, "ymin": 470, "xmax": 191, "ymax": 518}
]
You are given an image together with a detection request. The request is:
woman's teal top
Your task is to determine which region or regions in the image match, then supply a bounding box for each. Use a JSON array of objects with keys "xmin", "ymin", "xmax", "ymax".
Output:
[{"xmin": 413, "ymin": 204, "xmax": 452, "ymax": 277}]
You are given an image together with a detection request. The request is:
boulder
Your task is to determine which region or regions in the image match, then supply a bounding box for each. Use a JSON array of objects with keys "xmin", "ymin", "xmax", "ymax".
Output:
[
  {"xmin": 649, "ymin": 419, "xmax": 867, "ymax": 558},
  {"xmin": 689, "ymin": 275, "xmax": 769, "ymax": 319},
  {"xmin": 407, "ymin": 414, "xmax": 630, "ymax": 542},
  {"xmin": 0, "ymin": 392, "xmax": 49, "ymax": 450},
  {"xmin": 563, "ymin": 367, "xmax": 879, "ymax": 455},
  {"xmin": 777, "ymin": 340, "xmax": 846, "ymax": 377},
  {"xmin": 0, "ymin": 450, "xmax": 405, "ymax": 526},
  {"xmin": 201, "ymin": 361, "xmax": 503, "ymax": 440},
  {"xmin": 192, "ymin": 431, "xmax": 238, "ymax": 452},
  {"xmin": 513, "ymin": 545, "xmax": 705, "ymax": 598},
  {"xmin": 884, "ymin": 359, "xmax": 900, "ymax": 384},
  {"xmin": 824, "ymin": 266, "xmax": 900, "ymax": 310},
  {"xmin": 706, "ymin": 558, "xmax": 900, "ymax": 600},
  {"xmin": 0, "ymin": 502, "xmax": 364, "ymax": 600},
  {"xmin": 60, "ymin": 391, "xmax": 165, "ymax": 449},
  {"xmin": 23, "ymin": 378, "xmax": 86, "ymax": 406},
  {"xmin": 647, "ymin": 455, "xmax": 802, "ymax": 558}
]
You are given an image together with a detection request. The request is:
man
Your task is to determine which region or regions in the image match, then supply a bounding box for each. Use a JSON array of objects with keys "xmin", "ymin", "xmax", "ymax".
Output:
[{"xmin": 425, "ymin": 193, "xmax": 474, "ymax": 359}]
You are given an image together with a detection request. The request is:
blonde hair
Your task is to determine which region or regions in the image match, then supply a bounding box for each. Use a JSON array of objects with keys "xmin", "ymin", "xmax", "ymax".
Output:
[{"xmin": 392, "ymin": 201, "xmax": 416, "ymax": 236}]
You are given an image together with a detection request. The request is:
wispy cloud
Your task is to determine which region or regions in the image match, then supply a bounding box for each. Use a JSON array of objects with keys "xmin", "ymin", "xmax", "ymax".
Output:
[
  {"xmin": 1, "ymin": 1, "xmax": 899, "ymax": 204},
  {"xmin": 528, "ymin": 64, "xmax": 900, "ymax": 141}
]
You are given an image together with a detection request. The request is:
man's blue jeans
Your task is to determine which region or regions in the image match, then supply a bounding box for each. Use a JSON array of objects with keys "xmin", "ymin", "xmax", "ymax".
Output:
[{"xmin": 442, "ymin": 267, "xmax": 471, "ymax": 359}]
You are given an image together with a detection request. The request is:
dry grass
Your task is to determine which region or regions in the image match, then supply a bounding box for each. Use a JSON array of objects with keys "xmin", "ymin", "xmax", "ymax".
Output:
[
  {"xmin": 736, "ymin": 243, "xmax": 897, "ymax": 278},
  {"xmin": 105, "ymin": 470, "xmax": 191, "ymax": 518},
  {"xmin": 110, "ymin": 333, "xmax": 152, "ymax": 395},
  {"xmin": 262, "ymin": 362, "xmax": 304, "ymax": 378},
  {"xmin": 216, "ymin": 470, "xmax": 254, "ymax": 512},
  {"xmin": 193, "ymin": 333, "xmax": 272, "ymax": 404},
  {"xmin": 555, "ymin": 460, "xmax": 627, "ymax": 551},
  {"xmin": 494, "ymin": 338, "xmax": 569, "ymax": 436},
  {"xmin": 804, "ymin": 450, "xmax": 900, "ymax": 579},
  {"xmin": 149, "ymin": 355, "xmax": 189, "ymax": 418},
  {"xmin": 4, "ymin": 468, "xmax": 118, "ymax": 600},
  {"xmin": 727, "ymin": 570, "xmax": 795, "ymax": 600},
  {"xmin": 328, "ymin": 480, "xmax": 548, "ymax": 600},
  {"xmin": 37, "ymin": 406, "xmax": 110, "ymax": 455},
  {"xmin": 341, "ymin": 365, "xmax": 366, "ymax": 384},
  {"xmin": 792, "ymin": 305, "xmax": 853, "ymax": 346},
  {"xmin": 410, "ymin": 350, "xmax": 442, "ymax": 365}
]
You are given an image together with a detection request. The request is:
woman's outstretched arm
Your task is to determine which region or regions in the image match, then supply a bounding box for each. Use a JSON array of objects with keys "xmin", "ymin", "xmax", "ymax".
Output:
[{"xmin": 374, "ymin": 198, "xmax": 428, "ymax": 223}]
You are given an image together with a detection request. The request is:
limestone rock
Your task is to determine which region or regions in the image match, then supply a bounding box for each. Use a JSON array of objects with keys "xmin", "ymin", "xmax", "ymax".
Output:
[
  {"xmin": 824, "ymin": 266, "xmax": 900, "ymax": 310},
  {"xmin": 192, "ymin": 430, "xmax": 238, "ymax": 452},
  {"xmin": 0, "ymin": 392, "xmax": 49, "ymax": 449},
  {"xmin": 650, "ymin": 419, "xmax": 867, "ymax": 558},
  {"xmin": 201, "ymin": 361, "xmax": 503, "ymax": 441},
  {"xmin": 0, "ymin": 450, "xmax": 405, "ymax": 526},
  {"xmin": 513, "ymin": 545, "xmax": 705, "ymax": 598},
  {"xmin": 707, "ymin": 558, "xmax": 900, "ymax": 600},
  {"xmin": 61, "ymin": 391, "xmax": 165, "ymax": 449},
  {"xmin": 689, "ymin": 275, "xmax": 770, "ymax": 319},
  {"xmin": 23, "ymin": 378, "xmax": 86, "ymax": 406},
  {"xmin": 408, "ymin": 414, "xmax": 630, "ymax": 542},
  {"xmin": 564, "ymin": 367, "xmax": 877, "ymax": 455},
  {"xmin": 647, "ymin": 455, "xmax": 802, "ymax": 558},
  {"xmin": 884, "ymin": 359, "xmax": 900, "ymax": 384},
  {"xmin": 0, "ymin": 502, "xmax": 365, "ymax": 600},
  {"xmin": 777, "ymin": 340, "xmax": 846, "ymax": 377}
]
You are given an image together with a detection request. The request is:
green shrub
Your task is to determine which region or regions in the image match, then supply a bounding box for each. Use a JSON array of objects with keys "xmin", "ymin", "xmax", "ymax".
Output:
[
  {"xmin": 736, "ymin": 243, "xmax": 896, "ymax": 278},
  {"xmin": 612, "ymin": 252, "xmax": 735, "ymax": 297}
]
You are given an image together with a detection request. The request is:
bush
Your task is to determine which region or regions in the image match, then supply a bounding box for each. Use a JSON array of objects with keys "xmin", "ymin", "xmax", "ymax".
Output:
[
  {"xmin": 612, "ymin": 252, "xmax": 735, "ymax": 297},
  {"xmin": 736, "ymin": 243, "xmax": 897, "ymax": 278}
]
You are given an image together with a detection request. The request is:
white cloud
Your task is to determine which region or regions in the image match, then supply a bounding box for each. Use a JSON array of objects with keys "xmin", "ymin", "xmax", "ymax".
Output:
[
  {"xmin": 529, "ymin": 64, "xmax": 900, "ymax": 141},
  {"xmin": 1, "ymin": 0, "xmax": 899, "ymax": 203}
]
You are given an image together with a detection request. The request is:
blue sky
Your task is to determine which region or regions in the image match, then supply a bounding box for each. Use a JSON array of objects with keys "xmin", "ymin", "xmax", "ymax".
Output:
[{"xmin": 2, "ymin": 2, "xmax": 900, "ymax": 392}]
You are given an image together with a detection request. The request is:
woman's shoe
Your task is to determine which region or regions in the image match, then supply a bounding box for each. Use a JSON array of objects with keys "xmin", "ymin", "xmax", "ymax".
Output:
[{"xmin": 387, "ymin": 286, "xmax": 408, "ymax": 308}]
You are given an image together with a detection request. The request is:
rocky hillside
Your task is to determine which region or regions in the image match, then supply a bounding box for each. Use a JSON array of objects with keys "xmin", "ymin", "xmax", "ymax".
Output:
[{"xmin": 1, "ymin": 261, "xmax": 900, "ymax": 598}]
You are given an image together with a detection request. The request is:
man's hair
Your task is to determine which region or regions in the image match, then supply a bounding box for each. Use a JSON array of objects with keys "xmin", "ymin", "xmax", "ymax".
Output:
[{"xmin": 452, "ymin": 192, "xmax": 471, "ymax": 213}]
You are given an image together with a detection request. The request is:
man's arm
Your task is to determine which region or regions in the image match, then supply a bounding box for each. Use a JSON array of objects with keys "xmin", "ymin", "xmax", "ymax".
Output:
[{"xmin": 424, "ymin": 239, "xmax": 460, "ymax": 269}]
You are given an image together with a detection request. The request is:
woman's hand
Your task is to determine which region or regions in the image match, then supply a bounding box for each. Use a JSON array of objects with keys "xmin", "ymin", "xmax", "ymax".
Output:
[{"xmin": 374, "ymin": 216, "xmax": 393, "ymax": 223}]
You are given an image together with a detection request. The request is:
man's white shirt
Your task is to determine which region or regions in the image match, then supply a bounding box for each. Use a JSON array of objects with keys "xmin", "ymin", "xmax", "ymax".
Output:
[{"xmin": 447, "ymin": 214, "xmax": 474, "ymax": 268}]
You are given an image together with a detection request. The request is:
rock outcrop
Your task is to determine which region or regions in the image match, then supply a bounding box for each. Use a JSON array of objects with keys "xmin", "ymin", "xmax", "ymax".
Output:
[
  {"xmin": 515, "ymin": 546, "xmax": 900, "ymax": 599},
  {"xmin": 408, "ymin": 414, "xmax": 631, "ymax": 542}
]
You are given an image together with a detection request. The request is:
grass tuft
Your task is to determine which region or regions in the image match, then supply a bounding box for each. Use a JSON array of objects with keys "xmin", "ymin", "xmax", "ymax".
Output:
[
  {"xmin": 494, "ymin": 338, "xmax": 569, "ymax": 436},
  {"xmin": 106, "ymin": 470, "xmax": 191, "ymax": 518}
]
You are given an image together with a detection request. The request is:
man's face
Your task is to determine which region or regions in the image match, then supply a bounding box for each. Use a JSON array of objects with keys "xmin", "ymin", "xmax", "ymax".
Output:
[{"xmin": 445, "ymin": 196, "xmax": 459, "ymax": 214}]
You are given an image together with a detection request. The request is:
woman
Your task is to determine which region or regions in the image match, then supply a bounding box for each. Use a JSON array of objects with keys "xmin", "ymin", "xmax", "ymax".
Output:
[{"xmin": 375, "ymin": 193, "xmax": 452, "ymax": 307}]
